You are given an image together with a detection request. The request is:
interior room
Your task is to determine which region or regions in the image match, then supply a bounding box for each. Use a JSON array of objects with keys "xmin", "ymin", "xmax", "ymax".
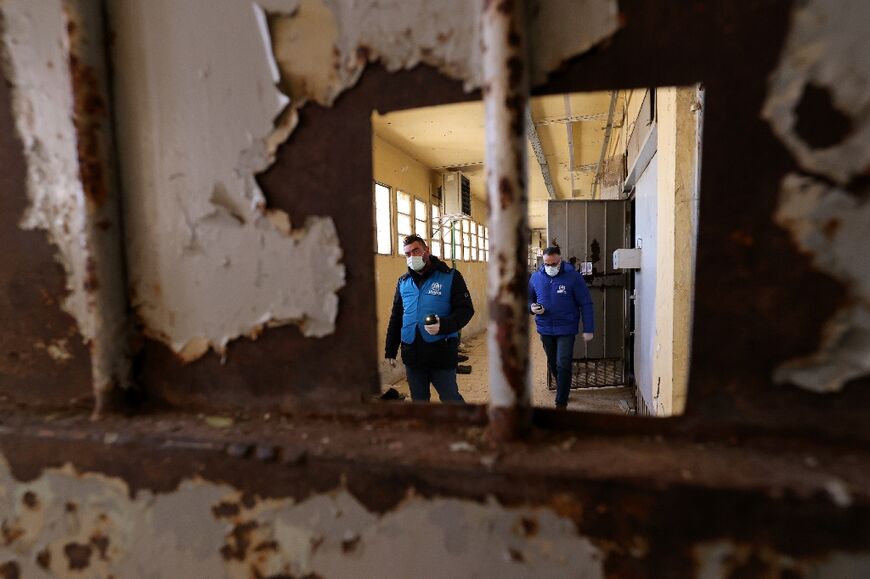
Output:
[{"xmin": 374, "ymin": 85, "xmax": 703, "ymax": 416}]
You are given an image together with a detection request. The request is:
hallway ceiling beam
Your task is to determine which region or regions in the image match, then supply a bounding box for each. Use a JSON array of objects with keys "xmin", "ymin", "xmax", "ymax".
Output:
[{"xmin": 526, "ymin": 108, "xmax": 557, "ymax": 199}]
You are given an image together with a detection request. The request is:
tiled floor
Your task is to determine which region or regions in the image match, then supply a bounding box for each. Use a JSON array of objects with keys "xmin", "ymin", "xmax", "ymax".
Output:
[{"xmin": 387, "ymin": 328, "xmax": 636, "ymax": 415}]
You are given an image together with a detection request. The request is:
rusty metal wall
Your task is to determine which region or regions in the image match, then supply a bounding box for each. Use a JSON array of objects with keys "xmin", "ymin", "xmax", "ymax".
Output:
[
  {"xmin": 0, "ymin": 65, "xmax": 93, "ymax": 409},
  {"xmin": 0, "ymin": 0, "xmax": 868, "ymax": 577}
]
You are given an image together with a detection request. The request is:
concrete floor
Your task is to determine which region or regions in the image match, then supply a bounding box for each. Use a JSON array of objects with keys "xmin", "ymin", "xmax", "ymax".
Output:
[{"xmin": 387, "ymin": 329, "xmax": 636, "ymax": 415}]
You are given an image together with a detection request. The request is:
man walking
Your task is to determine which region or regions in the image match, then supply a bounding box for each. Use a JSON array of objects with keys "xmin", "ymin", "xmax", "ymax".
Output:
[
  {"xmin": 529, "ymin": 246, "xmax": 595, "ymax": 408},
  {"xmin": 385, "ymin": 234, "xmax": 474, "ymax": 402}
]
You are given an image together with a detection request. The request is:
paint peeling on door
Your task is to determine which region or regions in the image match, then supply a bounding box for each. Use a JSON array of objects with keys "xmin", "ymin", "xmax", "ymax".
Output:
[
  {"xmin": 0, "ymin": 455, "xmax": 605, "ymax": 578},
  {"xmin": 109, "ymin": 0, "xmax": 344, "ymax": 360},
  {"xmin": 774, "ymin": 174, "xmax": 870, "ymax": 393},
  {"xmin": 260, "ymin": 0, "xmax": 620, "ymax": 105}
]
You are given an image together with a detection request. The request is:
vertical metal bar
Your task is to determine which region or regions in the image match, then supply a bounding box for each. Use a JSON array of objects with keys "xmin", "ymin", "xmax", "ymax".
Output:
[
  {"xmin": 583, "ymin": 202, "xmax": 588, "ymax": 359},
  {"xmin": 603, "ymin": 202, "xmax": 608, "ymax": 359},
  {"xmin": 484, "ymin": 0, "xmax": 531, "ymax": 442},
  {"xmin": 65, "ymin": 0, "xmax": 132, "ymax": 417}
]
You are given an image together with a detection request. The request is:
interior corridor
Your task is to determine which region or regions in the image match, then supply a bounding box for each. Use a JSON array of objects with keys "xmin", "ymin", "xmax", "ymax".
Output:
[{"xmin": 386, "ymin": 328, "xmax": 636, "ymax": 414}]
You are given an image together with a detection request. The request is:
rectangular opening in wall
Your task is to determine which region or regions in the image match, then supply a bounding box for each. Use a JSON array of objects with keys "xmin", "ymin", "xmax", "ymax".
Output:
[{"xmin": 372, "ymin": 85, "xmax": 704, "ymax": 417}]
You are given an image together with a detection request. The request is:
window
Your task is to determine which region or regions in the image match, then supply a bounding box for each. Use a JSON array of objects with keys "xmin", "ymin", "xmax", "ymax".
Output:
[
  {"xmin": 442, "ymin": 220, "xmax": 455, "ymax": 260},
  {"xmin": 431, "ymin": 203, "xmax": 442, "ymax": 257},
  {"xmin": 415, "ymin": 199, "xmax": 428, "ymax": 244},
  {"xmin": 396, "ymin": 190, "xmax": 412, "ymax": 250},
  {"xmin": 374, "ymin": 183, "xmax": 392, "ymax": 255},
  {"xmin": 483, "ymin": 225, "xmax": 489, "ymax": 261}
]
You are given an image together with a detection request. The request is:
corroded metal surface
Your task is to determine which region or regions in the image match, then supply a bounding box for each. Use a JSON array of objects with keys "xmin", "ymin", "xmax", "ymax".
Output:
[
  {"xmin": 0, "ymin": 0, "xmax": 869, "ymax": 574},
  {"xmin": 0, "ymin": 10, "xmax": 93, "ymax": 409},
  {"xmin": 0, "ymin": 410, "xmax": 867, "ymax": 577},
  {"xmin": 484, "ymin": 0, "xmax": 532, "ymax": 441}
]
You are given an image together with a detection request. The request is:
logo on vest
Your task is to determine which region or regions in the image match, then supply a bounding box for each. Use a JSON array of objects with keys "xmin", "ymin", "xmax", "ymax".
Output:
[
  {"xmin": 428, "ymin": 282, "xmax": 443, "ymax": 296},
  {"xmin": 557, "ymin": 284, "xmax": 567, "ymax": 294}
]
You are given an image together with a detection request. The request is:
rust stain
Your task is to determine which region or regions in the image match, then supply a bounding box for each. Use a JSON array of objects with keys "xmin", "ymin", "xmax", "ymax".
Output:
[
  {"xmin": 514, "ymin": 516, "xmax": 539, "ymax": 537},
  {"xmin": 90, "ymin": 533, "xmax": 110, "ymax": 561},
  {"xmin": 35, "ymin": 549, "xmax": 51, "ymax": 570},
  {"xmin": 21, "ymin": 491, "xmax": 38, "ymax": 509},
  {"xmin": 0, "ymin": 561, "xmax": 19, "ymax": 579},
  {"xmin": 498, "ymin": 177, "xmax": 514, "ymax": 210},
  {"xmin": 1, "ymin": 522, "xmax": 24, "ymax": 546},
  {"xmin": 822, "ymin": 218, "xmax": 841, "ymax": 239},
  {"xmin": 63, "ymin": 541, "xmax": 92, "ymax": 570},
  {"xmin": 220, "ymin": 521, "xmax": 258, "ymax": 561},
  {"xmin": 212, "ymin": 500, "xmax": 241, "ymax": 519}
]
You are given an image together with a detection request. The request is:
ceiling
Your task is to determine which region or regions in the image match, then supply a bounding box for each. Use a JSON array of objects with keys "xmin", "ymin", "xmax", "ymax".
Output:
[{"xmin": 372, "ymin": 90, "xmax": 616, "ymax": 229}]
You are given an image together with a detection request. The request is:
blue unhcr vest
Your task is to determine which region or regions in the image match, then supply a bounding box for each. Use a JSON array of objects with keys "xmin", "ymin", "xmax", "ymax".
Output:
[{"xmin": 399, "ymin": 269, "xmax": 459, "ymax": 344}]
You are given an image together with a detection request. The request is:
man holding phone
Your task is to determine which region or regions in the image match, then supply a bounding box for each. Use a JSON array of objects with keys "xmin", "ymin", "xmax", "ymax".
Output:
[
  {"xmin": 385, "ymin": 234, "xmax": 474, "ymax": 402},
  {"xmin": 528, "ymin": 246, "xmax": 595, "ymax": 408}
]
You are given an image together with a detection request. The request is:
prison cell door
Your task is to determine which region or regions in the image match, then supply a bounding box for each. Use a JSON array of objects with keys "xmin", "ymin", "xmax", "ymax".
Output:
[{"xmin": 546, "ymin": 200, "xmax": 629, "ymax": 388}]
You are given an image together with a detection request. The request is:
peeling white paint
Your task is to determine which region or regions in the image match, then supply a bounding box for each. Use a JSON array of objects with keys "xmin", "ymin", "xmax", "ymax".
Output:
[
  {"xmin": 774, "ymin": 174, "xmax": 870, "ymax": 393},
  {"xmin": 0, "ymin": 0, "xmax": 131, "ymax": 405},
  {"xmin": 696, "ymin": 541, "xmax": 870, "ymax": 579},
  {"xmin": 262, "ymin": 0, "xmax": 620, "ymax": 105},
  {"xmin": 0, "ymin": 455, "xmax": 605, "ymax": 578},
  {"xmin": 763, "ymin": 0, "xmax": 870, "ymax": 184},
  {"xmin": 109, "ymin": 0, "xmax": 345, "ymax": 358},
  {"xmin": 766, "ymin": 0, "xmax": 870, "ymax": 393}
]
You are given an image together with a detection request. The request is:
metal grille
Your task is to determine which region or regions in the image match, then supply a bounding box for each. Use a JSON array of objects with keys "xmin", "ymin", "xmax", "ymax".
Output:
[{"xmin": 547, "ymin": 358, "xmax": 626, "ymax": 390}]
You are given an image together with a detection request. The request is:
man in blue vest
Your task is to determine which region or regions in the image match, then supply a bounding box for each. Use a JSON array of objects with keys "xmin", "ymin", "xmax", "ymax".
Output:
[
  {"xmin": 529, "ymin": 246, "xmax": 595, "ymax": 408},
  {"xmin": 385, "ymin": 234, "xmax": 474, "ymax": 402}
]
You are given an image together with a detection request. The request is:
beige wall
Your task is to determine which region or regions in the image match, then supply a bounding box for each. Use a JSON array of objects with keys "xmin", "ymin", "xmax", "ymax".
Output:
[
  {"xmin": 650, "ymin": 86, "xmax": 701, "ymax": 416},
  {"xmin": 373, "ymin": 135, "xmax": 489, "ymax": 385}
]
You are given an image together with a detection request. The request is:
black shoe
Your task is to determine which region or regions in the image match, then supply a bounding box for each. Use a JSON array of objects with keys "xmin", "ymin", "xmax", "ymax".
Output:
[
  {"xmin": 456, "ymin": 365, "xmax": 472, "ymax": 374},
  {"xmin": 457, "ymin": 354, "xmax": 469, "ymax": 362}
]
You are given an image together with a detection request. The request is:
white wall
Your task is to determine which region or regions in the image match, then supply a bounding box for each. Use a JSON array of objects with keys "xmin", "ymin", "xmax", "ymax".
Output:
[{"xmin": 634, "ymin": 154, "xmax": 658, "ymax": 413}]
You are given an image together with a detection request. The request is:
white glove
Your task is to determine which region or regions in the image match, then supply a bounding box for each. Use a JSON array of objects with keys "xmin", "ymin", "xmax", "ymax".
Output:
[
  {"xmin": 387, "ymin": 358, "xmax": 397, "ymax": 368},
  {"xmin": 530, "ymin": 303, "xmax": 545, "ymax": 315},
  {"xmin": 582, "ymin": 332, "xmax": 594, "ymax": 342},
  {"xmin": 424, "ymin": 316, "xmax": 440, "ymax": 335}
]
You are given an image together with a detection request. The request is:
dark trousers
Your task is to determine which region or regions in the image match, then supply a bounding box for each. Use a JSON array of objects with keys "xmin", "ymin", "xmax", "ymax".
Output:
[
  {"xmin": 405, "ymin": 366, "xmax": 465, "ymax": 403},
  {"xmin": 540, "ymin": 334, "xmax": 576, "ymax": 406}
]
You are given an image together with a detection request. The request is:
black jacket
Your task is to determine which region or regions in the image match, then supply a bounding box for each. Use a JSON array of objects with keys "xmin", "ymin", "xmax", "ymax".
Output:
[{"xmin": 384, "ymin": 256, "xmax": 474, "ymax": 368}]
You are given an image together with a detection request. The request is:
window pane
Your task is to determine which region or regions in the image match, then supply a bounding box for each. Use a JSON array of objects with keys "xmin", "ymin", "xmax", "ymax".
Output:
[
  {"xmin": 443, "ymin": 240, "xmax": 452, "ymax": 260},
  {"xmin": 397, "ymin": 214, "xmax": 411, "ymax": 236},
  {"xmin": 415, "ymin": 219, "xmax": 427, "ymax": 238},
  {"xmin": 397, "ymin": 191, "xmax": 411, "ymax": 214},
  {"xmin": 415, "ymin": 199, "xmax": 427, "ymax": 220},
  {"xmin": 431, "ymin": 240, "xmax": 441, "ymax": 257},
  {"xmin": 375, "ymin": 184, "xmax": 391, "ymax": 255},
  {"xmin": 432, "ymin": 204, "xmax": 440, "ymax": 219},
  {"xmin": 463, "ymin": 246, "xmax": 471, "ymax": 261},
  {"xmin": 462, "ymin": 219, "xmax": 470, "ymax": 233}
]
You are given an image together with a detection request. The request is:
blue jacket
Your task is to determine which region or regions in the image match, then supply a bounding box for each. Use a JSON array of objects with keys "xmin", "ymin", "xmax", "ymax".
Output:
[
  {"xmin": 528, "ymin": 261, "xmax": 595, "ymax": 336},
  {"xmin": 398, "ymin": 269, "xmax": 459, "ymax": 344}
]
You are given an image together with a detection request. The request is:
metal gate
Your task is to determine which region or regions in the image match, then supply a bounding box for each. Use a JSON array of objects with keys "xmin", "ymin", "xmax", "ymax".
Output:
[{"xmin": 545, "ymin": 200, "xmax": 629, "ymax": 389}]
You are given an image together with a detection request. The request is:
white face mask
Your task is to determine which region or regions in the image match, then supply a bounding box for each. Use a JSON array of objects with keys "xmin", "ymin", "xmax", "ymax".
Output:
[
  {"xmin": 407, "ymin": 255, "xmax": 426, "ymax": 271},
  {"xmin": 544, "ymin": 264, "xmax": 560, "ymax": 277}
]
